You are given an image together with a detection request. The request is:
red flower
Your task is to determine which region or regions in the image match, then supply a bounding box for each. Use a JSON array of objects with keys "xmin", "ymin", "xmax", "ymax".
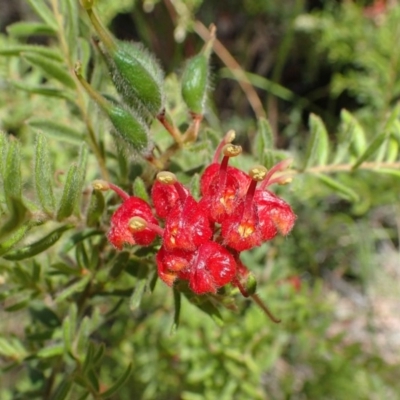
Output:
[{"xmin": 108, "ymin": 197, "xmax": 159, "ymax": 249}]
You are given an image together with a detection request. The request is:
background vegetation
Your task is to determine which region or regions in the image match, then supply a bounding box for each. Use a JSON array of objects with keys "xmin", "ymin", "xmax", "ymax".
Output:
[{"xmin": 1, "ymin": 0, "xmax": 400, "ymax": 399}]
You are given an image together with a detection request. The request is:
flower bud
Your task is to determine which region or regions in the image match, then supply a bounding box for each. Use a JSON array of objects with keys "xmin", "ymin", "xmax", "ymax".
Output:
[
  {"xmin": 181, "ymin": 54, "xmax": 209, "ymax": 115},
  {"xmin": 101, "ymin": 40, "xmax": 165, "ymax": 118},
  {"xmin": 74, "ymin": 63, "xmax": 150, "ymax": 154}
]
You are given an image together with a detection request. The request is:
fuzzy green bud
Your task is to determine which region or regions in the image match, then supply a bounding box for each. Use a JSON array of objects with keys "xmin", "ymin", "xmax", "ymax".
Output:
[
  {"xmin": 244, "ymin": 273, "xmax": 257, "ymax": 297},
  {"xmin": 74, "ymin": 62, "xmax": 150, "ymax": 154},
  {"xmin": 101, "ymin": 40, "xmax": 165, "ymax": 118},
  {"xmin": 107, "ymin": 106, "xmax": 150, "ymax": 153},
  {"xmin": 181, "ymin": 54, "xmax": 209, "ymax": 115}
]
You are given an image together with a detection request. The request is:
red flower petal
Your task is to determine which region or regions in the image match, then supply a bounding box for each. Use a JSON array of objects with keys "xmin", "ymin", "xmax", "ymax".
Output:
[{"xmin": 107, "ymin": 197, "xmax": 158, "ymax": 249}]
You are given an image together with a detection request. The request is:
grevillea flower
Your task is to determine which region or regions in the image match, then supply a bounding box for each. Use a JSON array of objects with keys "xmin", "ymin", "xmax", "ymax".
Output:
[
  {"xmin": 99, "ymin": 128, "xmax": 296, "ymax": 322},
  {"xmin": 92, "ymin": 180, "xmax": 159, "ymax": 249}
]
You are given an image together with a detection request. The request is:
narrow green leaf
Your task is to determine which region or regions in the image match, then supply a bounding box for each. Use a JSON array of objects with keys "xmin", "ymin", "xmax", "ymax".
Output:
[
  {"xmin": 3, "ymin": 224, "xmax": 74, "ymax": 261},
  {"xmin": 10, "ymin": 81, "xmax": 75, "ymax": 101},
  {"xmin": 32, "ymin": 260, "xmax": 41, "ymax": 282},
  {"xmin": 0, "ymin": 131, "xmax": 8, "ymax": 178},
  {"xmin": 171, "ymin": 288, "xmax": 181, "ymax": 334},
  {"xmin": 376, "ymin": 168, "xmax": 400, "ymax": 178},
  {"xmin": 189, "ymin": 173, "xmax": 201, "ymax": 199},
  {"xmin": 37, "ymin": 344, "xmax": 64, "ymax": 359},
  {"xmin": 55, "ymin": 276, "xmax": 91, "ymax": 304},
  {"xmin": 26, "ymin": 0, "xmax": 58, "ymax": 30},
  {"xmin": 315, "ymin": 174, "xmax": 359, "ymax": 202},
  {"xmin": 352, "ymin": 133, "xmax": 387, "ymax": 170},
  {"xmin": 62, "ymin": 229, "xmax": 103, "ymax": 252},
  {"xmin": 92, "ymin": 343, "xmax": 106, "ymax": 366},
  {"xmin": 62, "ymin": 315, "xmax": 73, "ymax": 354},
  {"xmin": 303, "ymin": 113, "xmax": 329, "ymax": 169},
  {"xmin": 4, "ymin": 140, "xmax": 22, "ymax": 211},
  {"xmin": 109, "ymin": 252, "xmax": 130, "ymax": 279},
  {"xmin": 6, "ymin": 21, "xmax": 56, "ymax": 37},
  {"xmin": 5, "ymin": 297, "xmax": 31, "ymax": 312},
  {"xmin": 23, "ymin": 53, "xmax": 76, "ymax": 89},
  {"xmin": 28, "ymin": 119, "xmax": 84, "ymax": 144},
  {"xmin": 129, "ymin": 271, "xmax": 148, "ymax": 311},
  {"xmin": 75, "ymin": 316, "xmax": 91, "ymax": 357},
  {"xmin": 0, "ymin": 45, "xmax": 62, "ymax": 60},
  {"xmin": 82, "ymin": 342, "xmax": 96, "ymax": 374},
  {"xmin": 75, "ymin": 144, "xmax": 89, "ymax": 212},
  {"xmin": 0, "ymin": 337, "xmax": 27, "ymax": 360},
  {"xmin": 86, "ymin": 368, "xmax": 100, "ymax": 393},
  {"xmin": 255, "ymin": 117, "xmax": 274, "ymax": 168},
  {"xmin": 133, "ymin": 176, "xmax": 150, "ymax": 202},
  {"xmin": 86, "ymin": 190, "xmax": 105, "ymax": 227},
  {"xmin": 340, "ymin": 110, "xmax": 367, "ymax": 157},
  {"xmin": 51, "ymin": 378, "xmax": 73, "ymax": 400},
  {"xmin": 35, "ymin": 134, "xmax": 55, "ymax": 214},
  {"xmin": 99, "ymin": 363, "xmax": 132, "ymax": 399},
  {"xmin": 50, "ymin": 262, "xmax": 82, "ymax": 276},
  {"xmin": 0, "ymin": 199, "xmax": 28, "ymax": 242},
  {"xmin": 76, "ymin": 242, "xmax": 89, "ymax": 270},
  {"xmin": 29, "ymin": 303, "xmax": 60, "ymax": 328},
  {"xmin": 386, "ymin": 137, "xmax": 399, "ymax": 163},
  {"xmin": 63, "ymin": 0, "xmax": 79, "ymax": 60},
  {"xmin": 0, "ymin": 224, "xmax": 29, "ymax": 256},
  {"xmin": 56, "ymin": 164, "xmax": 80, "ymax": 221}
]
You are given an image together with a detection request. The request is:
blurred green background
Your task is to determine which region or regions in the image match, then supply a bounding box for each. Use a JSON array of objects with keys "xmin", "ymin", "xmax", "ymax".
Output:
[{"xmin": 1, "ymin": 0, "xmax": 400, "ymax": 399}]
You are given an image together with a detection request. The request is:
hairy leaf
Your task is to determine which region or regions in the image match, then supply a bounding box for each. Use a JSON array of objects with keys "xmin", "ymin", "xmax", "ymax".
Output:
[
  {"xmin": 6, "ymin": 21, "xmax": 56, "ymax": 37},
  {"xmin": 35, "ymin": 134, "xmax": 55, "ymax": 214},
  {"xmin": 29, "ymin": 119, "xmax": 85, "ymax": 144},
  {"xmin": 3, "ymin": 225, "xmax": 74, "ymax": 260},
  {"xmin": 56, "ymin": 164, "xmax": 80, "ymax": 221},
  {"xmin": 23, "ymin": 53, "xmax": 76, "ymax": 89},
  {"xmin": 255, "ymin": 117, "xmax": 274, "ymax": 168},
  {"xmin": 315, "ymin": 174, "xmax": 359, "ymax": 202},
  {"xmin": 99, "ymin": 363, "xmax": 132, "ymax": 399},
  {"xmin": 352, "ymin": 132, "xmax": 387, "ymax": 170},
  {"xmin": 303, "ymin": 113, "xmax": 329, "ymax": 169}
]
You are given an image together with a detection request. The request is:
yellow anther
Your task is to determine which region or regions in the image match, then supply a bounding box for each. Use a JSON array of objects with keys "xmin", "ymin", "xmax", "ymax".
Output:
[
  {"xmin": 156, "ymin": 171, "xmax": 176, "ymax": 185},
  {"xmin": 249, "ymin": 165, "xmax": 268, "ymax": 181},
  {"xmin": 222, "ymin": 144, "xmax": 242, "ymax": 157},
  {"xmin": 92, "ymin": 179, "xmax": 110, "ymax": 191}
]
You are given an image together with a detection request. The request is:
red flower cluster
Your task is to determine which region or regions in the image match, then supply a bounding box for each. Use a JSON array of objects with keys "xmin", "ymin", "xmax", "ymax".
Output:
[{"xmin": 99, "ymin": 131, "xmax": 296, "ymax": 296}]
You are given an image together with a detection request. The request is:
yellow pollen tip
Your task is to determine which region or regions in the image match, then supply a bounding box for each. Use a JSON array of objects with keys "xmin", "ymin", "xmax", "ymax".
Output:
[
  {"xmin": 92, "ymin": 179, "xmax": 110, "ymax": 191},
  {"xmin": 156, "ymin": 171, "xmax": 176, "ymax": 185},
  {"xmin": 249, "ymin": 165, "xmax": 268, "ymax": 181},
  {"xmin": 222, "ymin": 144, "xmax": 242, "ymax": 157},
  {"xmin": 128, "ymin": 217, "xmax": 147, "ymax": 232}
]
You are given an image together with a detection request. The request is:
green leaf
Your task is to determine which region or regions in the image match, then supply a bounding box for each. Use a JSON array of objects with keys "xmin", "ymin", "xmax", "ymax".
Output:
[
  {"xmin": 6, "ymin": 21, "xmax": 56, "ymax": 37},
  {"xmin": 340, "ymin": 110, "xmax": 367, "ymax": 157},
  {"xmin": 23, "ymin": 53, "xmax": 76, "ymax": 89},
  {"xmin": 62, "ymin": 303, "xmax": 77, "ymax": 354},
  {"xmin": 37, "ymin": 344, "xmax": 64, "ymax": 359},
  {"xmin": 171, "ymin": 288, "xmax": 181, "ymax": 334},
  {"xmin": 0, "ymin": 223, "xmax": 29, "ymax": 256},
  {"xmin": 62, "ymin": 0, "xmax": 79, "ymax": 60},
  {"xmin": 315, "ymin": 174, "xmax": 359, "ymax": 202},
  {"xmin": 76, "ymin": 144, "xmax": 89, "ymax": 208},
  {"xmin": 0, "ymin": 131, "xmax": 8, "ymax": 178},
  {"xmin": 35, "ymin": 134, "xmax": 55, "ymax": 214},
  {"xmin": 51, "ymin": 378, "xmax": 73, "ymax": 400},
  {"xmin": 352, "ymin": 132, "xmax": 387, "ymax": 170},
  {"xmin": 0, "ymin": 199, "xmax": 28, "ymax": 242},
  {"xmin": 56, "ymin": 164, "xmax": 80, "ymax": 221},
  {"xmin": 26, "ymin": 0, "xmax": 58, "ymax": 30},
  {"xmin": 133, "ymin": 176, "xmax": 150, "ymax": 202},
  {"xmin": 109, "ymin": 252, "xmax": 130, "ymax": 279},
  {"xmin": 4, "ymin": 139, "xmax": 22, "ymax": 211},
  {"xmin": 29, "ymin": 303, "xmax": 60, "ymax": 328},
  {"xmin": 62, "ymin": 229, "xmax": 103, "ymax": 252},
  {"xmin": 28, "ymin": 119, "xmax": 85, "ymax": 144},
  {"xmin": 129, "ymin": 269, "xmax": 148, "ymax": 311},
  {"xmin": 303, "ymin": 113, "xmax": 329, "ymax": 169},
  {"xmin": 55, "ymin": 275, "xmax": 91, "ymax": 304},
  {"xmin": 99, "ymin": 363, "xmax": 132, "ymax": 399},
  {"xmin": 3, "ymin": 225, "xmax": 74, "ymax": 260},
  {"xmin": 86, "ymin": 190, "xmax": 105, "ymax": 227},
  {"xmin": 0, "ymin": 45, "xmax": 62, "ymax": 60},
  {"xmin": 10, "ymin": 81, "xmax": 75, "ymax": 101},
  {"xmin": 76, "ymin": 242, "xmax": 89, "ymax": 270},
  {"xmin": 255, "ymin": 117, "xmax": 274, "ymax": 168},
  {"xmin": 0, "ymin": 337, "xmax": 27, "ymax": 360}
]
